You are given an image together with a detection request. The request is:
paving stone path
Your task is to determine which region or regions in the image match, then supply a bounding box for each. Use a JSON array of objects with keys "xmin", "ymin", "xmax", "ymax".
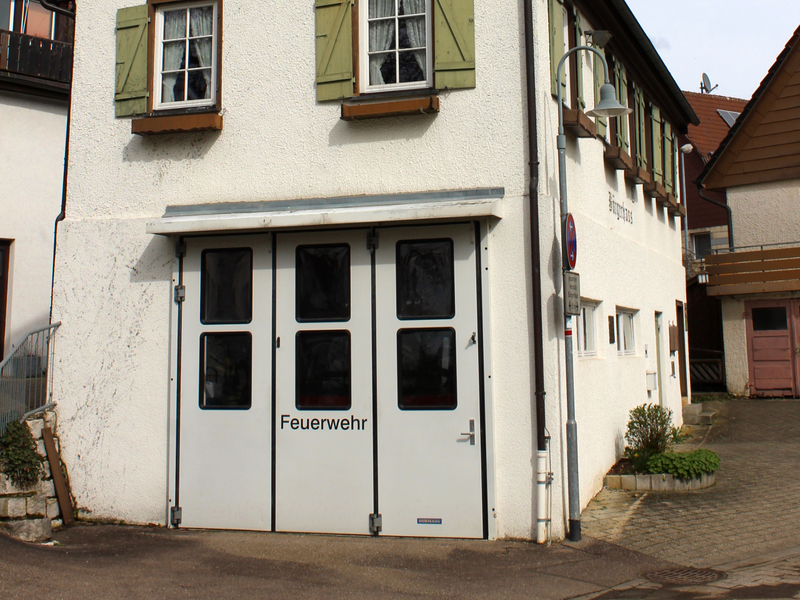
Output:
[{"xmin": 582, "ymin": 400, "xmax": 800, "ymax": 568}]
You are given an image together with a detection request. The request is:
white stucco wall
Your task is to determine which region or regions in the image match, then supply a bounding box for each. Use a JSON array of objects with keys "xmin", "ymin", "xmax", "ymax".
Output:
[
  {"xmin": 727, "ymin": 179, "xmax": 800, "ymax": 248},
  {"xmin": 52, "ymin": 0, "xmax": 687, "ymax": 539},
  {"xmin": 0, "ymin": 91, "xmax": 67, "ymax": 355},
  {"xmin": 720, "ymin": 297, "xmax": 748, "ymax": 395}
]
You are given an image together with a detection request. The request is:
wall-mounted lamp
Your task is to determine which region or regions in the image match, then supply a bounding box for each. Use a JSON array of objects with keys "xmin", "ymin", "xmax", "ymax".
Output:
[{"xmin": 585, "ymin": 29, "xmax": 612, "ymax": 48}]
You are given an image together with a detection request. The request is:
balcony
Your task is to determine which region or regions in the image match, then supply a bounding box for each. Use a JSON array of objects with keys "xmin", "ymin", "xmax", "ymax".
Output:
[
  {"xmin": 705, "ymin": 243, "xmax": 800, "ymax": 296},
  {"xmin": 0, "ymin": 29, "xmax": 72, "ymax": 95}
]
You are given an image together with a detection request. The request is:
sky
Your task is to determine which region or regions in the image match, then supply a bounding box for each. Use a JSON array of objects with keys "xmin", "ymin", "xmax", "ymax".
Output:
[{"xmin": 624, "ymin": 0, "xmax": 800, "ymax": 101}]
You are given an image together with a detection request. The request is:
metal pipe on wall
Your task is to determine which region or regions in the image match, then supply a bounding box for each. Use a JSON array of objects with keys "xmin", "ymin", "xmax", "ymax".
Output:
[{"xmin": 522, "ymin": 0, "xmax": 549, "ymax": 544}]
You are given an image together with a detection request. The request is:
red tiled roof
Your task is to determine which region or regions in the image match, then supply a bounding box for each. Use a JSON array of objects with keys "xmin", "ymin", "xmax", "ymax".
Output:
[{"xmin": 683, "ymin": 91, "xmax": 748, "ymax": 158}]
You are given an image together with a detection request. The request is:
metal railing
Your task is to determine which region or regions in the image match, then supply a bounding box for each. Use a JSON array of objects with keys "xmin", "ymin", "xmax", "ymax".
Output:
[
  {"xmin": 0, "ymin": 29, "xmax": 72, "ymax": 85},
  {"xmin": 0, "ymin": 322, "xmax": 61, "ymax": 437}
]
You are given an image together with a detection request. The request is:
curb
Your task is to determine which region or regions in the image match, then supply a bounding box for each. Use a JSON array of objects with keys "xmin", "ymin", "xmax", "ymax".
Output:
[{"xmin": 604, "ymin": 472, "xmax": 716, "ymax": 492}]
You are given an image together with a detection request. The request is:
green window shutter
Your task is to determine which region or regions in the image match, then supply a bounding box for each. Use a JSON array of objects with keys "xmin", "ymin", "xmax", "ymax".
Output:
[
  {"xmin": 651, "ymin": 105, "xmax": 663, "ymax": 184},
  {"xmin": 593, "ymin": 49, "xmax": 606, "ymax": 138},
  {"xmin": 434, "ymin": 0, "xmax": 475, "ymax": 89},
  {"xmin": 574, "ymin": 9, "xmax": 584, "ymax": 110},
  {"xmin": 663, "ymin": 121, "xmax": 674, "ymax": 194},
  {"xmin": 315, "ymin": 0, "xmax": 353, "ymax": 102},
  {"xmin": 548, "ymin": 0, "xmax": 565, "ymax": 97},
  {"xmin": 634, "ymin": 85, "xmax": 647, "ymax": 169},
  {"xmin": 115, "ymin": 5, "xmax": 149, "ymax": 118},
  {"xmin": 614, "ymin": 61, "xmax": 628, "ymax": 154}
]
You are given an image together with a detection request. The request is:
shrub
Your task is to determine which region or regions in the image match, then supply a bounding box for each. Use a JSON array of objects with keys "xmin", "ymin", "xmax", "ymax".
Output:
[
  {"xmin": 624, "ymin": 403, "xmax": 682, "ymax": 473},
  {"xmin": 0, "ymin": 421, "xmax": 44, "ymax": 489},
  {"xmin": 646, "ymin": 449, "xmax": 720, "ymax": 479}
]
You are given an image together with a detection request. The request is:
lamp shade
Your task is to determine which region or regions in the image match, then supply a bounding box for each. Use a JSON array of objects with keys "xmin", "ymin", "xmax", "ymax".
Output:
[{"xmin": 586, "ymin": 83, "xmax": 633, "ymax": 119}]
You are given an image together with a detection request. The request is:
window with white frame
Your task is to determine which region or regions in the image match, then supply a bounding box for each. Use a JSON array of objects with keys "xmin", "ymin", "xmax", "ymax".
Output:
[
  {"xmin": 154, "ymin": 1, "xmax": 218, "ymax": 109},
  {"xmin": 616, "ymin": 309, "xmax": 636, "ymax": 356},
  {"xmin": 361, "ymin": 0, "xmax": 432, "ymax": 93},
  {"xmin": 576, "ymin": 302, "xmax": 597, "ymax": 357}
]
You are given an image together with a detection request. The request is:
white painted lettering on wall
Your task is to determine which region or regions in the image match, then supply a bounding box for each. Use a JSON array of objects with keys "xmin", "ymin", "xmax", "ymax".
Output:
[
  {"xmin": 609, "ymin": 192, "xmax": 633, "ymax": 224},
  {"xmin": 280, "ymin": 414, "xmax": 368, "ymax": 431}
]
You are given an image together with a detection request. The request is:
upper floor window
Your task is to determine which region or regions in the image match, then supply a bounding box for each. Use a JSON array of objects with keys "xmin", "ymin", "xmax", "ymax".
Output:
[
  {"xmin": 314, "ymin": 0, "xmax": 475, "ymax": 103},
  {"xmin": 576, "ymin": 301, "xmax": 597, "ymax": 358},
  {"xmin": 616, "ymin": 309, "xmax": 636, "ymax": 356},
  {"xmin": 360, "ymin": 0, "xmax": 432, "ymax": 93},
  {"xmin": 154, "ymin": 1, "xmax": 218, "ymax": 110}
]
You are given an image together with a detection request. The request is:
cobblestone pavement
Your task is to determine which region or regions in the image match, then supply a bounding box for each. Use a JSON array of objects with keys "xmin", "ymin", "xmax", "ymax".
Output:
[{"xmin": 578, "ymin": 399, "xmax": 800, "ymax": 598}]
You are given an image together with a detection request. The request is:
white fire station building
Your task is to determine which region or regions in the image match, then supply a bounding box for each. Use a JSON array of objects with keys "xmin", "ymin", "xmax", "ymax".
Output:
[{"xmin": 50, "ymin": 0, "xmax": 696, "ymax": 541}]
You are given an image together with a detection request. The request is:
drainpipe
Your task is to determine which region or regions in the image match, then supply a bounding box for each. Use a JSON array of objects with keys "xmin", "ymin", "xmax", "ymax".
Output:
[
  {"xmin": 523, "ymin": 0, "xmax": 549, "ymax": 544},
  {"xmin": 39, "ymin": 0, "xmax": 75, "ymax": 19},
  {"xmin": 696, "ymin": 184, "xmax": 734, "ymax": 250},
  {"xmin": 48, "ymin": 2, "xmax": 75, "ymax": 323}
]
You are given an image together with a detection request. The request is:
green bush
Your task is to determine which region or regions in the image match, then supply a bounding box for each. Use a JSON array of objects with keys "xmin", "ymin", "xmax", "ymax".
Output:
[
  {"xmin": 646, "ymin": 449, "xmax": 720, "ymax": 479},
  {"xmin": 0, "ymin": 421, "xmax": 44, "ymax": 489},
  {"xmin": 624, "ymin": 403, "xmax": 682, "ymax": 473}
]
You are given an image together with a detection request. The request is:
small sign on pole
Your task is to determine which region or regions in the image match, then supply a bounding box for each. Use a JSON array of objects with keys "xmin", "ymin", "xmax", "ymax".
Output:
[
  {"xmin": 565, "ymin": 271, "xmax": 581, "ymax": 316},
  {"xmin": 565, "ymin": 213, "xmax": 577, "ymax": 271}
]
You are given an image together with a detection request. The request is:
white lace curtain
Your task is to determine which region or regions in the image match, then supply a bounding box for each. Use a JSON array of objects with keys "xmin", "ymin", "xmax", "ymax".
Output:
[
  {"xmin": 369, "ymin": 0, "xmax": 426, "ymax": 86},
  {"xmin": 162, "ymin": 7, "xmax": 213, "ymax": 102}
]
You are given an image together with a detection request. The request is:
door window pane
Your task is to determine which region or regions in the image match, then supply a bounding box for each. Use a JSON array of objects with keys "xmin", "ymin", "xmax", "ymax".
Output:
[
  {"xmin": 200, "ymin": 333, "xmax": 251, "ymax": 409},
  {"xmin": 398, "ymin": 328, "xmax": 456, "ymax": 410},
  {"xmin": 296, "ymin": 331, "xmax": 351, "ymax": 410},
  {"xmin": 296, "ymin": 244, "xmax": 351, "ymax": 322},
  {"xmin": 752, "ymin": 307, "xmax": 788, "ymax": 331},
  {"xmin": 396, "ymin": 239, "xmax": 455, "ymax": 319},
  {"xmin": 201, "ymin": 248, "xmax": 252, "ymax": 324}
]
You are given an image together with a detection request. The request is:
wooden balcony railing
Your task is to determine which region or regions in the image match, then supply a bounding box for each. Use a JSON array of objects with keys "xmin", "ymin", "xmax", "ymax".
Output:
[
  {"xmin": 706, "ymin": 244, "xmax": 800, "ymax": 296},
  {"xmin": 0, "ymin": 29, "xmax": 72, "ymax": 86}
]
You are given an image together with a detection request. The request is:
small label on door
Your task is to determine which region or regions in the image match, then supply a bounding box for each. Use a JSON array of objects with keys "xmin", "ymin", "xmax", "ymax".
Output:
[{"xmin": 417, "ymin": 518, "xmax": 442, "ymax": 524}]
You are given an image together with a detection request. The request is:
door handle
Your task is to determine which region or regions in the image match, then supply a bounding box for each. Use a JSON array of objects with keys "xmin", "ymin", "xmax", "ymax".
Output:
[{"xmin": 461, "ymin": 419, "xmax": 475, "ymax": 445}]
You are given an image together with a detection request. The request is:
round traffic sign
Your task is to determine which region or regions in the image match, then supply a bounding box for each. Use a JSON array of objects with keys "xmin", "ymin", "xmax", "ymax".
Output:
[{"xmin": 565, "ymin": 213, "xmax": 577, "ymax": 270}]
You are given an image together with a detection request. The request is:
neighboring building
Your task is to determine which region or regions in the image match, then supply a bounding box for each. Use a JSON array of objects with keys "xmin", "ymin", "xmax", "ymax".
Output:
[
  {"xmin": 0, "ymin": 0, "xmax": 73, "ymax": 359},
  {"xmin": 679, "ymin": 91, "xmax": 747, "ymax": 392},
  {"xmin": 698, "ymin": 25, "xmax": 800, "ymax": 398},
  {"xmin": 681, "ymin": 91, "xmax": 747, "ymax": 266},
  {"xmin": 50, "ymin": 0, "xmax": 695, "ymax": 540}
]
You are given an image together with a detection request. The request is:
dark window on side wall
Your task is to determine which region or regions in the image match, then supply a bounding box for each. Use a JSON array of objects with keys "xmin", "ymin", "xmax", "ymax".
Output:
[{"xmin": 752, "ymin": 307, "xmax": 788, "ymax": 331}]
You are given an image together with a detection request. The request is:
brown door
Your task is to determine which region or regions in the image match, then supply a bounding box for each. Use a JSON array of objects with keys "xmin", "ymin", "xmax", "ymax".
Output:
[
  {"xmin": 745, "ymin": 300, "xmax": 795, "ymax": 397},
  {"xmin": 0, "ymin": 242, "xmax": 8, "ymax": 362}
]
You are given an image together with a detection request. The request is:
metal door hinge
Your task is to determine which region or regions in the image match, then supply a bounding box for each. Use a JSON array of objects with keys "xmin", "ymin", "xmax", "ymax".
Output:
[
  {"xmin": 174, "ymin": 285, "xmax": 185, "ymax": 303},
  {"xmin": 175, "ymin": 242, "xmax": 186, "ymax": 258},
  {"xmin": 171, "ymin": 506, "xmax": 182, "ymax": 526},
  {"xmin": 369, "ymin": 513, "xmax": 382, "ymax": 533},
  {"xmin": 366, "ymin": 231, "xmax": 379, "ymax": 251}
]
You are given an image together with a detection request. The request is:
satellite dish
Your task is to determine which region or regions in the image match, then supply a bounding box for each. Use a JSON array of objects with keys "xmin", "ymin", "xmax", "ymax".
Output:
[{"xmin": 700, "ymin": 73, "xmax": 718, "ymax": 94}]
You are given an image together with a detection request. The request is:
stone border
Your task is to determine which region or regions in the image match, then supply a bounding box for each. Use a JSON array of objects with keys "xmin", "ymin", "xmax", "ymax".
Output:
[{"xmin": 605, "ymin": 472, "xmax": 716, "ymax": 492}]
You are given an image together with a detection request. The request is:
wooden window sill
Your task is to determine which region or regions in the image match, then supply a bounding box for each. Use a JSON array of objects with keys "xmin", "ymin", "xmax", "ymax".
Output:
[
  {"xmin": 666, "ymin": 193, "xmax": 685, "ymax": 216},
  {"xmin": 624, "ymin": 165, "xmax": 651, "ymax": 185},
  {"xmin": 341, "ymin": 95, "xmax": 439, "ymax": 121},
  {"xmin": 643, "ymin": 179, "xmax": 668, "ymax": 201},
  {"xmin": 604, "ymin": 145, "xmax": 633, "ymax": 171},
  {"xmin": 563, "ymin": 109, "xmax": 596, "ymax": 138},
  {"xmin": 132, "ymin": 112, "xmax": 223, "ymax": 135}
]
